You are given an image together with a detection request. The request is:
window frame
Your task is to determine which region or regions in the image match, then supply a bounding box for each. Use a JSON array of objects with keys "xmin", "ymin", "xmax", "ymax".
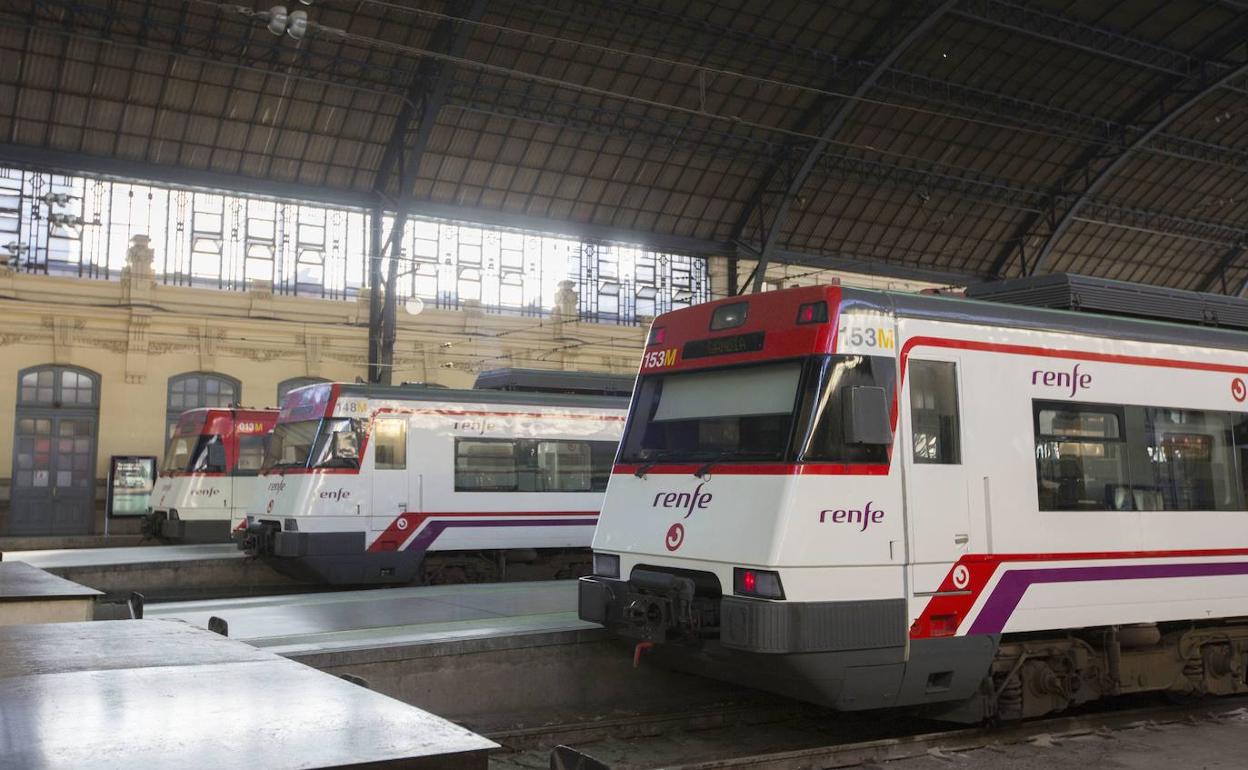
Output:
[
  {"xmin": 17, "ymin": 365, "xmax": 100, "ymax": 409},
  {"xmin": 373, "ymin": 417, "xmax": 408, "ymax": 471},
  {"xmin": 908, "ymin": 359, "xmax": 963, "ymax": 466},
  {"xmin": 454, "ymin": 437, "xmax": 617, "ymax": 493}
]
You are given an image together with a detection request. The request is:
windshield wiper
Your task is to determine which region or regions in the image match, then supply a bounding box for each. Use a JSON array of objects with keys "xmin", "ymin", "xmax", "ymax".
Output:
[
  {"xmin": 633, "ymin": 450, "xmax": 678, "ymax": 478},
  {"xmin": 693, "ymin": 450, "xmax": 778, "ymax": 479}
]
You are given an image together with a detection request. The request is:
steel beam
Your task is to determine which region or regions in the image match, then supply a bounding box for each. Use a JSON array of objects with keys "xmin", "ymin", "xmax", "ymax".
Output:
[
  {"xmin": 988, "ymin": 25, "xmax": 1248, "ymax": 279},
  {"xmin": 733, "ymin": 0, "xmax": 956, "ymax": 293},
  {"xmin": 369, "ymin": 1, "xmax": 487, "ymax": 383},
  {"xmin": 1196, "ymin": 246, "xmax": 1245, "ymax": 294}
]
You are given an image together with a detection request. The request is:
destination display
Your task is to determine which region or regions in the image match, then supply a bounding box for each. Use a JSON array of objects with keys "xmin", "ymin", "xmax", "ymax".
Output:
[{"xmin": 682, "ymin": 331, "xmax": 765, "ymax": 360}]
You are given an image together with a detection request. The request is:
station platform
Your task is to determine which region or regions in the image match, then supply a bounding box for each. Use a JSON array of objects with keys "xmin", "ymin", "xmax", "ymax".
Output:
[
  {"xmin": 0, "ymin": 561, "xmax": 101, "ymax": 626},
  {"xmin": 148, "ymin": 579, "xmax": 595, "ymax": 654},
  {"xmin": 149, "ymin": 581, "xmax": 750, "ymax": 732},
  {"xmin": 0, "ymin": 619, "xmax": 496, "ymax": 769},
  {"xmin": 9, "ymin": 543, "xmax": 241, "ymax": 568},
  {"xmin": 2, "ymin": 544, "xmax": 306, "ymax": 601}
]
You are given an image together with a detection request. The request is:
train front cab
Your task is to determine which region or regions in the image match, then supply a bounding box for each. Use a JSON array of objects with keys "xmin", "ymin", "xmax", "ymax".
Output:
[
  {"xmin": 147, "ymin": 408, "xmax": 276, "ymax": 543},
  {"xmin": 579, "ymin": 286, "xmax": 996, "ymax": 715},
  {"xmin": 240, "ymin": 384, "xmax": 426, "ymax": 585}
]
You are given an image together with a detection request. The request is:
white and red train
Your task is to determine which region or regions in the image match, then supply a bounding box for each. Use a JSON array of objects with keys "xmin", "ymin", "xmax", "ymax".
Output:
[
  {"xmin": 580, "ymin": 279, "xmax": 1248, "ymax": 720},
  {"xmin": 240, "ymin": 378, "xmax": 627, "ymax": 584},
  {"xmin": 146, "ymin": 408, "xmax": 278, "ymax": 542}
]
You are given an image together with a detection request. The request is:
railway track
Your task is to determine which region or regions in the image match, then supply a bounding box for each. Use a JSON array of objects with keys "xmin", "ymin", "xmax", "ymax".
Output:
[{"xmin": 488, "ymin": 695, "xmax": 1248, "ymax": 770}]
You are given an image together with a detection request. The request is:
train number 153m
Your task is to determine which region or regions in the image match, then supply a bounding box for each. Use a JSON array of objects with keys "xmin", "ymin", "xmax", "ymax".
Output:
[{"xmin": 838, "ymin": 326, "xmax": 895, "ymax": 350}]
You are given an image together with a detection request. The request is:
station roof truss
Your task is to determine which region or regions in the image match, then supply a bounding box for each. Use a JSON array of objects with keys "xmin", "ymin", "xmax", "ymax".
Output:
[{"xmin": 3, "ymin": 0, "xmax": 1248, "ymax": 293}]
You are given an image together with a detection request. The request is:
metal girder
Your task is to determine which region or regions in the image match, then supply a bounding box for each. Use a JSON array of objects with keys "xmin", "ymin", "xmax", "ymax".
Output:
[
  {"xmin": 732, "ymin": 0, "xmax": 957, "ymax": 293},
  {"xmin": 953, "ymin": 0, "xmax": 1203, "ymax": 77},
  {"xmin": 370, "ymin": 0, "xmax": 487, "ymax": 383},
  {"xmin": 872, "ymin": 68, "xmax": 1248, "ymax": 173},
  {"xmin": 1196, "ymin": 246, "xmax": 1245, "ymax": 294},
  {"xmin": 988, "ymin": 26, "xmax": 1248, "ymax": 279}
]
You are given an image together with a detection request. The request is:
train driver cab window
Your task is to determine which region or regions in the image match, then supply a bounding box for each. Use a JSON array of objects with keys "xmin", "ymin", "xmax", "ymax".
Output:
[
  {"xmin": 620, "ymin": 362, "xmax": 802, "ymax": 463},
  {"xmin": 910, "ymin": 360, "xmax": 961, "ymax": 464},
  {"xmin": 236, "ymin": 434, "xmax": 268, "ymax": 475},
  {"xmin": 797, "ymin": 355, "xmax": 896, "ymax": 464},
  {"xmin": 1034, "ymin": 404, "xmax": 1128, "ymax": 511},
  {"xmin": 374, "ymin": 419, "xmax": 407, "ymax": 470},
  {"xmin": 189, "ymin": 435, "xmax": 226, "ymax": 473},
  {"xmin": 456, "ymin": 439, "xmax": 519, "ymax": 491}
]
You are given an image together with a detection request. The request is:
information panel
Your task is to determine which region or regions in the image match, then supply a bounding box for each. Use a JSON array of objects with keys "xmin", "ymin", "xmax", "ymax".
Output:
[{"xmin": 107, "ymin": 456, "xmax": 157, "ymax": 518}]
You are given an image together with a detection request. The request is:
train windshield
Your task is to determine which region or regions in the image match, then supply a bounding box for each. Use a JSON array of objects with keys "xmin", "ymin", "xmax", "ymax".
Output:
[
  {"xmin": 162, "ymin": 432, "xmax": 226, "ymax": 473},
  {"xmin": 263, "ymin": 418, "xmax": 362, "ymax": 471},
  {"xmin": 619, "ymin": 362, "xmax": 802, "ymax": 463},
  {"xmin": 619, "ymin": 355, "xmax": 895, "ymax": 465}
]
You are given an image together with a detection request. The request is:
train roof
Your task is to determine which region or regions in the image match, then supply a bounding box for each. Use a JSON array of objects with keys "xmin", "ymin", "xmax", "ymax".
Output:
[
  {"xmin": 840, "ymin": 282, "xmax": 1248, "ymax": 353},
  {"xmin": 472, "ymin": 367, "xmax": 635, "ymax": 396},
  {"xmin": 333, "ymin": 382, "xmax": 629, "ymax": 410}
]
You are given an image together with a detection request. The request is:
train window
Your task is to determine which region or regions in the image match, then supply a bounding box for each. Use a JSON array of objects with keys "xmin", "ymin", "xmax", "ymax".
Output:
[
  {"xmin": 456, "ymin": 438, "xmax": 616, "ymax": 493},
  {"xmin": 1034, "ymin": 401, "xmax": 1247, "ymax": 512},
  {"xmin": 1141, "ymin": 408, "xmax": 1242, "ymax": 511},
  {"xmin": 797, "ymin": 355, "xmax": 897, "ymax": 464},
  {"xmin": 620, "ymin": 362, "xmax": 802, "ymax": 463},
  {"xmin": 536, "ymin": 441, "xmax": 592, "ymax": 492},
  {"xmin": 374, "ymin": 419, "xmax": 407, "ymax": 471},
  {"xmin": 589, "ymin": 441, "xmax": 616, "ymax": 492},
  {"xmin": 910, "ymin": 360, "xmax": 961, "ymax": 465},
  {"xmin": 309, "ymin": 418, "xmax": 363, "ymax": 470},
  {"xmin": 456, "ymin": 439, "xmax": 519, "ymax": 491},
  {"xmin": 1035, "ymin": 403, "xmax": 1128, "ymax": 511},
  {"xmin": 236, "ymin": 434, "xmax": 267, "ymax": 475}
]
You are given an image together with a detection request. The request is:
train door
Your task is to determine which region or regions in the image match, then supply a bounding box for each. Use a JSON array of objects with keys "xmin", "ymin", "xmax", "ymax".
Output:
[
  {"xmin": 370, "ymin": 416, "xmax": 411, "ymax": 532},
  {"xmin": 902, "ymin": 356, "xmax": 970, "ymax": 593}
]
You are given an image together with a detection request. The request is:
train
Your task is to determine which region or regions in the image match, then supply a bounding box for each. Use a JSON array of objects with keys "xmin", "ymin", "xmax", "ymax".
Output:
[
  {"xmin": 578, "ymin": 276, "xmax": 1248, "ymax": 722},
  {"xmin": 239, "ymin": 371, "xmax": 629, "ymax": 585},
  {"xmin": 145, "ymin": 407, "xmax": 279, "ymax": 542}
]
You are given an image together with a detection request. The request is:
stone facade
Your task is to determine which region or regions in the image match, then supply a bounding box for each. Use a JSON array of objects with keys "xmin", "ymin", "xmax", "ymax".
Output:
[{"xmin": 0, "ymin": 238, "xmax": 646, "ymax": 535}]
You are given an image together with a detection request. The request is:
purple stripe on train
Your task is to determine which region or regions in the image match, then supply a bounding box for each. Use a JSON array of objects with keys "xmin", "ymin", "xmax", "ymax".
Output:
[
  {"xmin": 403, "ymin": 518, "xmax": 599, "ymax": 553},
  {"xmin": 967, "ymin": 561, "xmax": 1248, "ymax": 635}
]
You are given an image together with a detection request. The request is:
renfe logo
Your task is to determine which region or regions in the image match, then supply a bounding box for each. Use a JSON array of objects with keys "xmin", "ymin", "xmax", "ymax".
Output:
[
  {"xmin": 319, "ymin": 488, "xmax": 351, "ymax": 501},
  {"xmin": 191, "ymin": 488, "xmax": 220, "ymax": 497},
  {"xmin": 819, "ymin": 502, "xmax": 884, "ymax": 532},
  {"xmin": 267, "ymin": 480, "xmax": 287, "ymax": 493},
  {"xmin": 653, "ymin": 482, "xmax": 712, "ymax": 519},
  {"xmin": 1032, "ymin": 363, "xmax": 1092, "ymax": 397}
]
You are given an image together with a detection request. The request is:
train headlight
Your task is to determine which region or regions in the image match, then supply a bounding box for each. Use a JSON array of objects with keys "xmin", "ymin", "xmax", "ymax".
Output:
[
  {"xmin": 593, "ymin": 553, "xmax": 620, "ymax": 578},
  {"xmin": 734, "ymin": 568, "xmax": 784, "ymax": 599}
]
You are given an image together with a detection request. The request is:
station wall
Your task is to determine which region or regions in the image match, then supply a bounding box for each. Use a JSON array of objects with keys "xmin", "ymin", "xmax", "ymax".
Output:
[{"xmin": 0, "ymin": 238, "xmax": 645, "ymax": 536}]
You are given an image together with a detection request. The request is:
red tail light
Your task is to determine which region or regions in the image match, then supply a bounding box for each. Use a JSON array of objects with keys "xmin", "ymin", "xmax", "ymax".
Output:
[
  {"xmin": 930, "ymin": 613, "xmax": 959, "ymax": 637},
  {"xmin": 647, "ymin": 326, "xmax": 666, "ymax": 346},
  {"xmin": 733, "ymin": 567, "xmax": 784, "ymax": 599},
  {"xmin": 796, "ymin": 301, "xmax": 828, "ymax": 324}
]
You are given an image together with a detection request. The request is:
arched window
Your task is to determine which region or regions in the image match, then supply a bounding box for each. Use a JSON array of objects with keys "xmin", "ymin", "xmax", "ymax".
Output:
[
  {"xmin": 277, "ymin": 377, "xmax": 328, "ymax": 406},
  {"xmin": 166, "ymin": 372, "xmax": 241, "ymax": 438},
  {"xmin": 18, "ymin": 365, "xmax": 99, "ymax": 408},
  {"xmin": 11, "ymin": 365, "xmax": 101, "ymax": 536}
]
